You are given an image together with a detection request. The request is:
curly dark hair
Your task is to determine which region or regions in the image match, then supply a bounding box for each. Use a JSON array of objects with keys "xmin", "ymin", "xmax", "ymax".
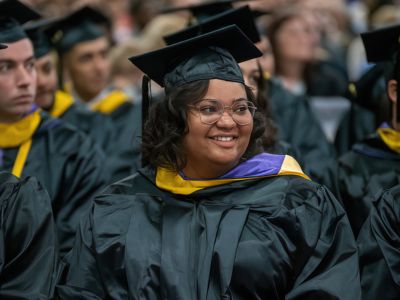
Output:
[{"xmin": 141, "ymin": 79, "xmax": 276, "ymax": 171}]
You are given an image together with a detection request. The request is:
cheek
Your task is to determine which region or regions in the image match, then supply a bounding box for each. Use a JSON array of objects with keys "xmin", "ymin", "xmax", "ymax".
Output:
[
  {"xmin": 0, "ymin": 79, "xmax": 14, "ymax": 96},
  {"xmin": 70, "ymin": 63, "xmax": 88, "ymax": 79},
  {"xmin": 184, "ymin": 116, "xmax": 209, "ymax": 148},
  {"xmin": 241, "ymin": 123, "xmax": 253, "ymax": 145}
]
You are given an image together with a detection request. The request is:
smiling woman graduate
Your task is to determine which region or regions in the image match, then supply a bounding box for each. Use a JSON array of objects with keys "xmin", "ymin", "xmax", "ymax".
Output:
[{"xmin": 57, "ymin": 25, "xmax": 361, "ymax": 299}]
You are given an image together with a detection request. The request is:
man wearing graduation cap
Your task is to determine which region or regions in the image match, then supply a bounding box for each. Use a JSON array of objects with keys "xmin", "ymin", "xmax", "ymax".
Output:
[
  {"xmin": 57, "ymin": 25, "xmax": 360, "ymax": 299},
  {"xmin": 24, "ymin": 19, "xmax": 133, "ymax": 181},
  {"xmin": 47, "ymin": 6, "xmax": 142, "ymax": 179},
  {"xmin": 324, "ymin": 24, "xmax": 400, "ymax": 239},
  {"xmin": 0, "ymin": 0, "xmax": 108, "ymax": 257},
  {"xmin": 329, "ymin": 23, "xmax": 400, "ymax": 300}
]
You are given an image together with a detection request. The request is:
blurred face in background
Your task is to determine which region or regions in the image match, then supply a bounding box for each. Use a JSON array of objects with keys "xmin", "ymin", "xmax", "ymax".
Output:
[
  {"xmin": 256, "ymin": 36, "xmax": 275, "ymax": 76},
  {"xmin": 273, "ymin": 14, "xmax": 314, "ymax": 64},
  {"xmin": 35, "ymin": 52, "xmax": 57, "ymax": 109},
  {"xmin": 63, "ymin": 36, "xmax": 110, "ymax": 102},
  {"xmin": 0, "ymin": 39, "xmax": 36, "ymax": 122},
  {"xmin": 240, "ymin": 58, "xmax": 261, "ymax": 97}
]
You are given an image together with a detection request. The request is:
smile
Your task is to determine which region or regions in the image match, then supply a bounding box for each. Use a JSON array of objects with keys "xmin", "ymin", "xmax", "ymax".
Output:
[{"xmin": 211, "ymin": 136, "xmax": 236, "ymax": 141}]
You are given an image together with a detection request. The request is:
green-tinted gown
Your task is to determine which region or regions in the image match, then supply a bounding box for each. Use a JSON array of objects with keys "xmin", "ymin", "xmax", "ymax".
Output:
[
  {"xmin": 50, "ymin": 92, "xmax": 114, "ymax": 153},
  {"xmin": 0, "ymin": 112, "xmax": 108, "ymax": 256},
  {"xmin": 90, "ymin": 90, "xmax": 142, "ymax": 181},
  {"xmin": 323, "ymin": 134, "xmax": 400, "ymax": 237},
  {"xmin": 267, "ymin": 78, "xmax": 336, "ymax": 181},
  {"xmin": 57, "ymin": 163, "xmax": 360, "ymax": 299},
  {"xmin": 50, "ymin": 91, "xmax": 122, "ymax": 182},
  {"xmin": 0, "ymin": 172, "xmax": 58, "ymax": 299},
  {"xmin": 357, "ymin": 185, "xmax": 400, "ymax": 300}
]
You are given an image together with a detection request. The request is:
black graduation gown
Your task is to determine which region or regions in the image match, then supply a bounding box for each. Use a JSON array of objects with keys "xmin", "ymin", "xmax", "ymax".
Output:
[
  {"xmin": 267, "ymin": 78, "xmax": 336, "ymax": 181},
  {"xmin": 53, "ymin": 100, "xmax": 131, "ymax": 183},
  {"xmin": 357, "ymin": 185, "xmax": 400, "ymax": 300},
  {"xmin": 0, "ymin": 113, "xmax": 108, "ymax": 256},
  {"xmin": 323, "ymin": 134, "xmax": 400, "ymax": 237},
  {"xmin": 333, "ymin": 103, "xmax": 376, "ymax": 156},
  {"xmin": 96, "ymin": 96, "xmax": 142, "ymax": 181},
  {"xmin": 58, "ymin": 102, "xmax": 114, "ymax": 154},
  {"xmin": 306, "ymin": 60, "xmax": 348, "ymax": 97},
  {"xmin": 0, "ymin": 172, "xmax": 58, "ymax": 299},
  {"xmin": 57, "ymin": 167, "xmax": 361, "ymax": 299}
]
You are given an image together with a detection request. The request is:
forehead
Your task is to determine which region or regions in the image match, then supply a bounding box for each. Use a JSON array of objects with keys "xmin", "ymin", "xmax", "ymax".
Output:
[
  {"xmin": 278, "ymin": 16, "xmax": 308, "ymax": 32},
  {"xmin": 0, "ymin": 38, "xmax": 34, "ymax": 61},
  {"xmin": 204, "ymin": 78, "xmax": 246, "ymax": 100},
  {"xmin": 67, "ymin": 36, "xmax": 109, "ymax": 56}
]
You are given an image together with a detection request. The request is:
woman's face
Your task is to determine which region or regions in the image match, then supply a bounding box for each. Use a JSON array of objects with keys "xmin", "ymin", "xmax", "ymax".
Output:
[
  {"xmin": 240, "ymin": 58, "xmax": 260, "ymax": 97},
  {"xmin": 182, "ymin": 79, "xmax": 253, "ymax": 179},
  {"xmin": 274, "ymin": 16, "xmax": 314, "ymax": 63},
  {"xmin": 256, "ymin": 36, "xmax": 275, "ymax": 75}
]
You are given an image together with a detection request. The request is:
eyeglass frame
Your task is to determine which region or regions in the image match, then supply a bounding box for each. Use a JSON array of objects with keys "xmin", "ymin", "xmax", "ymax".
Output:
[{"xmin": 187, "ymin": 98, "xmax": 257, "ymax": 125}]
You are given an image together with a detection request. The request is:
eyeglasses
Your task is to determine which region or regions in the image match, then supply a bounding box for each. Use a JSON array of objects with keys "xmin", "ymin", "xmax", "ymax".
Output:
[{"xmin": 188, "ymin": 99, "xmax": 257, "ymax": 125}]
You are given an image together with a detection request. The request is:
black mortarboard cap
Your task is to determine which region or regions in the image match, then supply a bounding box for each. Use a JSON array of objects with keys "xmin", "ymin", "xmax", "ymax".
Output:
[
  {"xmin": 45, "ymin": 6, "xmax": 110, "ymax": 54},
  {"xmin": 345, "ymin": 63, "xmax": 387, "ymax": 111},
  {"xmin": 361, "ymin": 24, "xmax": 400, "ymax": 63},
  {"xmin": 361, "ymin": 24, "xmax": 400, "ymax": 123},
  {"xmin": 160, "ymin": 0, "xmax": 248, "ymax": 23},
  {"xmin": 23, "ymin": 18, "xmax": 59, "ymax": 58},
  {"xmin": 0, "ymin": 0, "xmax": 41, "ymax": 24},
  {"xmin": 0, "ymin": 0, "xmax": 41, "ymax": 44},
  {"xmin": 164, "ymin": 6, "xmax": 260, "ymax": 45},
  {"xmin": 129, "ymin": 25, "xmax": 262, "ymax": 88}
]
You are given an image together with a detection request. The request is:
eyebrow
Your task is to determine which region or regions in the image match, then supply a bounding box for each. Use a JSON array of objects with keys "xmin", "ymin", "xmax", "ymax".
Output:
[
  {"xmin": 0, "ymin": 55, "xmax": 35, "ymax": 64},
  {"xmin": 201, "ymin": 97, "xmax": 248, "ymax": 102}
]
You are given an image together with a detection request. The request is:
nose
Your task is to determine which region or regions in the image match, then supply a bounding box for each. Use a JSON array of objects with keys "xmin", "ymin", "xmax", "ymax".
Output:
[
  {"xmin": 216, "ymin": 110, "xmax": 236, "ymax": 128},
  {"xmin": 16, "ymin": 65, "xmax": 35, "ymax": 89},
  {"xmin": 94, "ymin": 55, "xmax": 108, "ymax": 73}
]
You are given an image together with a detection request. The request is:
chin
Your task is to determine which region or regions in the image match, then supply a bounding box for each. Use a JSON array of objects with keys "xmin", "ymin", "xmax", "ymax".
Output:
[
  {"xmin": 18, "ymin": 103, "xmax": 35, "ymax": 113},
  {"xmin": 210, "ymin": 155, "xmax": 241, "ymax": 168},
  {"xmin": 36, "ymin": 95, "xmax": 53, "ymax": 109}
]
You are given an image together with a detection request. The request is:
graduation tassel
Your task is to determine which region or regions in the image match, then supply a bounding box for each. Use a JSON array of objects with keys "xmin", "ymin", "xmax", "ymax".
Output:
[
  {"xmin": 141, "ymin": 75, "xmax": 151, "ymax": 167},
  {"xmin": 396, "ymin": 52, "xmax": 400, "ymax": 127},
  {"xmin": 57, "ymin": 54, "xmax": 64, "ymax": 91}
]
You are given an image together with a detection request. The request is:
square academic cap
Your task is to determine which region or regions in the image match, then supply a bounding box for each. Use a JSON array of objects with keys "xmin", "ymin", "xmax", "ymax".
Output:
[
  {"xmin": 0, "ymin": 0, "xmax": 41, "ymax": 44},
  {"xmin": 164, "ymin": 6, "xmax": 260, "ymax": 45},
  {"xmin": 45, "ymin": 6, "xmax": 110, "ymax": 54},
  {"xmin": 23, "ymin": 18, "xmax": 60, "ymax": 58},
  {"xmin": 0, "ymin": 0, "xmax": 41, "ymax": 24},
  {"xmin": 361, "ymin": 24, "xmax": 400, "ymax": 63},
  {"xmin": 160, "ymin": 0, "xmax": 249, "ymax": 22},
  {"xmin": 129, "ymin": 25, "xmax": 262, "ymax": 88},
  {"xmin": 361, "ymin": 24, "xmax": 400, "ymax": 123}
]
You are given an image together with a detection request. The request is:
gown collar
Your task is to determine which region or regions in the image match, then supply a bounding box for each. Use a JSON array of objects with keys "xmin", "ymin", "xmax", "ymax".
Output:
[
  {"xmin": 49, "ymin": 90, "xmax": 74, "ymax": 118},
  {"xmin": 156, "ymin": 153, "xmax": 309, "ymax": 195},
  {"xmin": 90, "ymin": 89, "xmax": 130, "ymax": 114},
  {"xmin": 377, "ymin": 122, "xmax": 400, "ymax": 154},
  {"xmin": 0, "ymin": 109, "xmax": 41, "ymax": 148}
]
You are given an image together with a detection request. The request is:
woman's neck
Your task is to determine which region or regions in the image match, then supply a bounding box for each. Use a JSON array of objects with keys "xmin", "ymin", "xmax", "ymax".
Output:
[
  {"xmin": 182, "ymin": 162, "xmax": 237, "ymax": 180},
  {"xmin": 277, "ymin": 59, "xmax": 305, "ymax": 82}
]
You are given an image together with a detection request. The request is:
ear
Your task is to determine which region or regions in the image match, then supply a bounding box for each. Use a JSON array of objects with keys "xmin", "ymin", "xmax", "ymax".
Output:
[{"xmin": 387, "ymin": 79, "xmax": 397, "ymax": 104}]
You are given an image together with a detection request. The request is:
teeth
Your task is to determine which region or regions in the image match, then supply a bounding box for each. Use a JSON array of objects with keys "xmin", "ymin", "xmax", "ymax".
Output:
[{"xmin": 213, "ymin": 136, "xmax": 234, "ymax": 141}]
